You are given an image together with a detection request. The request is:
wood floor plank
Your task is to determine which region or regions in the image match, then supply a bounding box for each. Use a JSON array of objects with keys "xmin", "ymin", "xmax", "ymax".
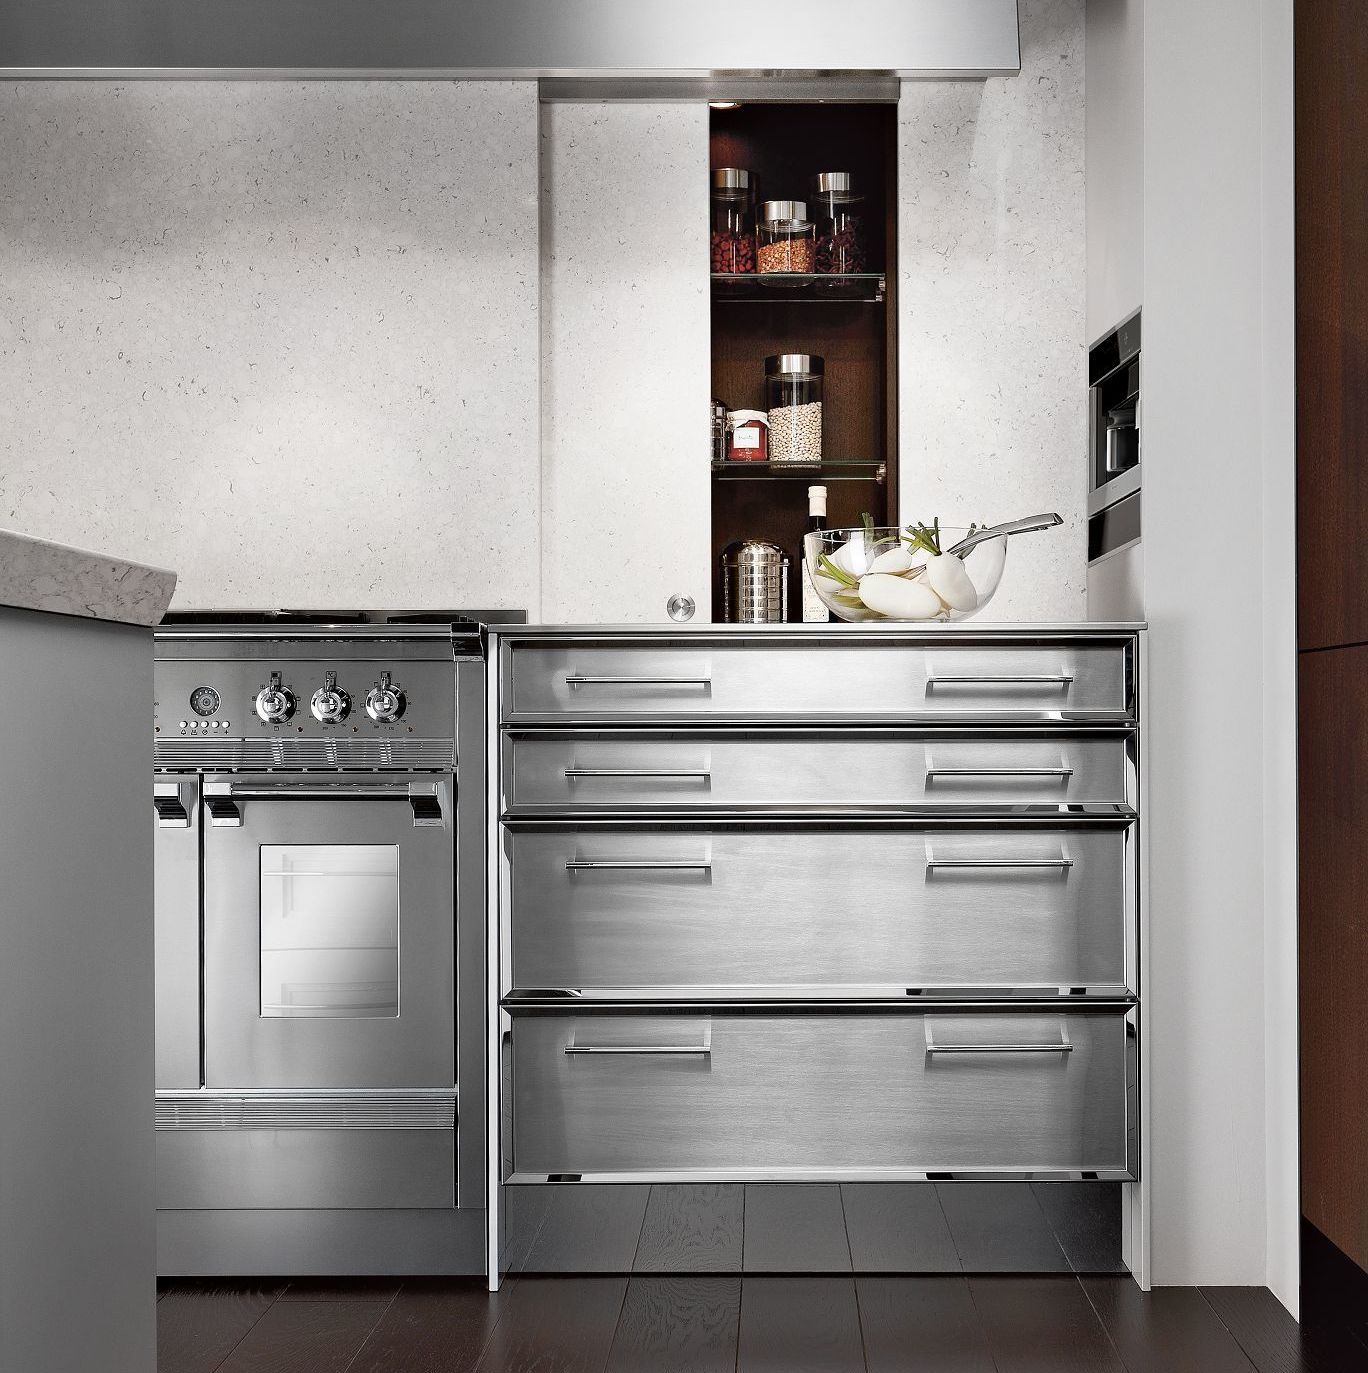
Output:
[
  {"xmin": 737, "ymin": 1276, "xmax": 865, "ymax": 1373},
  {"xmin": 938, "ymin": 1183, "xmax": 1071, "ymax": 1273},
  {"xmin": 1031, "ymin": 1184, "xmax": 1126, "ymax": 1274},
  {"xmin": 347, "ymin": 1278, "xmax": 517, "ymax": 1373},
  {"xmin": 969, "ymin": 1276, "xmax": 1126, "ymax": 1372},
  {"xmin": 742, "ymin": 1184, "xmax": 851, "ymax": 1273},
  {"xmin": 278, "ymin": 1277, "xmax": 402, "ymax": 1301},
  {"xmin": 857, "ymin": 1276, "xmax": 995, "ymax": 1372},
  {"xmin": 521, "ymin": 1186, "xmax": 652, "ymax": 1273},
  {"xmin": 1199, "ymin": 1288, "xmax": 1338, "ymax": 1373},
  {"xmin": 842, "ymin": 1183, "xmax": 961, "ymax": 1273},
  {"xmin": 215, "ymin": 1300, "xmax": 388, "ymax": 1373},
  {"xmin": 605, "ymin": 1276, "xmax": 741, "ymax": 1373},
  {"xmin": 1082, "ymin": 1277, "xmax": 1257, "ymax": 1372},
  {"xmin": 474, "ymin": 1276, "xmax": 627, "ymax": 1373},
  {"xmin": 156, "ymin": 1283, "xmax": 282, "ymax": 1373},
  {"xmin": 634, "ymin": 1185, "xmax": 745, "ymax": 1273}
]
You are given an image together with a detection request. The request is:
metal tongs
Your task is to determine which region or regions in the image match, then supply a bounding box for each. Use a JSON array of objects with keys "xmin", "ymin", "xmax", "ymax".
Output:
[{"xmin": 944, "ymin": 512, "xmax": 1063, "ymax": 558}]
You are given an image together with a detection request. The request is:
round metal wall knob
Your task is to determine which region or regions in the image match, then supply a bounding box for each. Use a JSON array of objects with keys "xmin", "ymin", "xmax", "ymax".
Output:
[
  {"xmin": 254, "ymin": 672, "xmax": 296, "ymax": 723},
  {"xmin": 667, "ymin": 593, "xmax": 696, "ymax": 622},
  {"xmin": 365, "ymin": 671, "xmax": 406, "ymax": 723},
  {"xmin": 310, "ymin": 670, "xmax": 351, "ymax": 724}
]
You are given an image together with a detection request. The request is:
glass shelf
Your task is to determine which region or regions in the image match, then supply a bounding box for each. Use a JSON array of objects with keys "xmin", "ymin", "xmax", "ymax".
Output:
[
  {"xmin": 710, "ymin": 272, "xmax": 886, "ymax": 303},
  {"xmin": 712, "ymin": 459, "xmax": 886, "ymax": 484}
]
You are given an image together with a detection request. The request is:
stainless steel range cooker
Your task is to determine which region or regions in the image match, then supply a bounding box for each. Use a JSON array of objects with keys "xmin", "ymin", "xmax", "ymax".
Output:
[{"xmin": 152, "ymin": 611, "xmax": 501, "ymax": 1276}]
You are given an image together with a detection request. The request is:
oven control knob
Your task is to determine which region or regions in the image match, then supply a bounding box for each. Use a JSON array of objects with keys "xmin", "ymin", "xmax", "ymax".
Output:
[
  {"xmin": 365, "ymin": 672, "xmax": 406, "ymax": 723},
  {"xmin": 255, "ymin": 672, "xmax": 296, "ymax": 724},
  {"xmin": 310, "ymin": 670, "xmax": 351, "ymax": 724}
]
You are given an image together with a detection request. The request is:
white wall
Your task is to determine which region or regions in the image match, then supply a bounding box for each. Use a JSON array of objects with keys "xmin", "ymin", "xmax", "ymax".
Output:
[
  {"xmin": 1140, "ymin": 0, "xmax": 1298, "ymax": 1304},
  {"xmin": 898, "ymin": 0, "xmax": 1087, "ymax": 622},
  {"xmin": 0, "ymin": 82, "xmax": 541, "ymax": 613},
  {"xmin": 539, "ymin": 103, "xmax": 711, "ymax": 623},
  {"xmin": 1085, "ymin": 0, "xmax": 1143, "ymax": 341}
]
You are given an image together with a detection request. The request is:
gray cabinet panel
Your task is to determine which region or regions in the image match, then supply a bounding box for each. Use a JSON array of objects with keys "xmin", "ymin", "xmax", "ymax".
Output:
[{"xmin": 508, "ymin": 824, "xmax": 1134, "ymax": 995}]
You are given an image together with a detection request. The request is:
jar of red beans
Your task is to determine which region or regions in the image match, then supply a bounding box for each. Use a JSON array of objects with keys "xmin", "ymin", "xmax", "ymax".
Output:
[
  {"xmin": 811, "ymin": 172, "xmax": 868, "ymax": 274},
  {"xmin": 711, "ymin": 168, "xmax": 756, "ymax": 274}
]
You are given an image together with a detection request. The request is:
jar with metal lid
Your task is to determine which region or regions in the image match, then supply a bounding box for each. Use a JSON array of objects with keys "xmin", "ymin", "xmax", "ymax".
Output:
[
  {"xmin": 811, "ymin": 172, "xmax": 868, "ymax": 274},
  {"xmin": 711, "ymin": 168, "xmax": 756, "ymax": 274},
  {"xmin": 756, "ymin": 200, "xmax": 816, "ymax": 274},
  {"xmin": 726, "ymin": 409, "xmax": 769, "ymax": 462},
  {"xmin": 765, "ymin": 354, "xmax": 824, "ymax": 464},
  {"xmin": 721, "ymin": 539, "xmax": 789, "ymax": 623}
]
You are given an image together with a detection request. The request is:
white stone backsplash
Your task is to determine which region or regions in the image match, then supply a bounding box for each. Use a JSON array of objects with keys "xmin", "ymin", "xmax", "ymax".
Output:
[
  {"xmin": 898, "ymin": 0, "xmax": 1088, "ymax": 621},
  {"xmin": 0, "ymin": 81, "xmax": 540, "ymax": 614}
]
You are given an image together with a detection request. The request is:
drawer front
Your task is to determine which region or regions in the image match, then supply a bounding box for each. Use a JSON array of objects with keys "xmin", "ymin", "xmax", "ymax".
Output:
[
  {"xmin": 503, "ymin": 732, "xmax": 1133, "ymax": 814},
  {"xmin": 507, "ymin": 824, "xmax": 1133, "ymax": 996},
  {"xmin": 509, "ymin": 1010, "xmax": 1134, "ymax": 1181},
  {"xmin": 503, "ymin": 640, "xmax": 1133, "ymax": 722}
]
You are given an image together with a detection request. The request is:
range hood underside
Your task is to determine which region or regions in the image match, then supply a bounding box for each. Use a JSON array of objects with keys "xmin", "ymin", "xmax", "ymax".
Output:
[{"xmin": 0, "ymin": 0, "xmax": 1021, "ymax": 79}]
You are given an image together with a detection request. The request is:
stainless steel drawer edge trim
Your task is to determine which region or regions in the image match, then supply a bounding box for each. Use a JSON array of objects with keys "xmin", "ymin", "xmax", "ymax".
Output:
[
  {"xmin": 506, "ymin": 1167, "xmax": 1138, "ymax": 1184},
  {"xmin": 504, "ymin": 986, "xmax": 1138, "ymax": 1003}
]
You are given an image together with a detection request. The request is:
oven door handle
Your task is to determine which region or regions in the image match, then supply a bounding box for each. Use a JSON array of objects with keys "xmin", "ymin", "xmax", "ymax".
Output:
[{"xmin": 203, "ymin": 782, "xmax": 446, "ymax": 826}]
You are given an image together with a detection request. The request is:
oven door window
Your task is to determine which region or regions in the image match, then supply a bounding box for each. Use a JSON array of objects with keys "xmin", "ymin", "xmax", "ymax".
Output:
[{"xmin": 259, "ymin": 844, "xmax": 399, "ymax": 1018}]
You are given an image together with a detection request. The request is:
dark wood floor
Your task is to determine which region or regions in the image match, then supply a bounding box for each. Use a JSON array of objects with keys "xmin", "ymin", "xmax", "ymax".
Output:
[{"xmin": 157, "ymin": 1276, "xmax": 1346, "ymax": 1373}]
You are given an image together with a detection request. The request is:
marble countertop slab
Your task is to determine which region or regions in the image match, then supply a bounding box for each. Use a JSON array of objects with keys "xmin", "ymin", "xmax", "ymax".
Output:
[{"xmin": 0, "ymin": 528, "xmax": 176, "ymax": 626}]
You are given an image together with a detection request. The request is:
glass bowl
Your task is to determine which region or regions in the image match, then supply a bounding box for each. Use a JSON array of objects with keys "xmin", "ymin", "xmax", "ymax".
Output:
[{"xmin": 804, "ymin": 526, "xmax": 1008, "ymax": 623}]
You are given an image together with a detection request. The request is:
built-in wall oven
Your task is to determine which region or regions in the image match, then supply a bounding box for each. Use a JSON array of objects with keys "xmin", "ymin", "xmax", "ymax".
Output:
[
  {"xmin": 153, "ymin": 612, "xmax": 494, "ymax": 1276},
  {"xmin": 1087, "ymin": 309, "xmax": 1143, "ymax": 621}
]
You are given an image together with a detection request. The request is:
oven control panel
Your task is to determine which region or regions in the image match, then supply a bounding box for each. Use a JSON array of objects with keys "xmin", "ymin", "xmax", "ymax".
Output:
[{"xmin": 154, "ymin": 654, "xmax": 456, "ymax": 762}]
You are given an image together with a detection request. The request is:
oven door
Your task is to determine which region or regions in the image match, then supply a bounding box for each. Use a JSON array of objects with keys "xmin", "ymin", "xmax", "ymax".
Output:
[{"xmin": 201, "ymin": 772, "xmax": 454, "ymax": 1090}]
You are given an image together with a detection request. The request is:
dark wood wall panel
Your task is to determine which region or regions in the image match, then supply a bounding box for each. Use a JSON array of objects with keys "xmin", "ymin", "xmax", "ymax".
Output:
[
  {"xmin": 1297, "ymin": 644, "xmax": 1368, "ymax": 1275},
  {"xmin": 1296, "ymin": 0, "xmax": 1368, "ymax": 651}
]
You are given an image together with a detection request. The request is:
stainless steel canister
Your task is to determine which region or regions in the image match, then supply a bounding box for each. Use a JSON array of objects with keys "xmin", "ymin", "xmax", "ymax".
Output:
[{"xmin": 721, "ymin": 539, "xmax": 790, "ymax": 623}]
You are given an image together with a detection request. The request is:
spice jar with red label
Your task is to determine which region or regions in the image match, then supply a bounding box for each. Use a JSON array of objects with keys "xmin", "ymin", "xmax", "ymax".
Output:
[
  {"xmin": 711, "ymin": 168, "xmax": 756, "ymax": 274},
  {"xmin": 726, "ymin": 410, "xmax": 769, "ymax": 462}
]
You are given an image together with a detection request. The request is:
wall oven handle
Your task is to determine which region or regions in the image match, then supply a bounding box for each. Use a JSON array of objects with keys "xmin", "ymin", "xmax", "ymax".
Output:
[
  {"xmin": 153, "ymin": 783, "xmax": 191, "ymax": 828},
  {"xmin": 563, "ymin": 768, "xmax": 711, "ymax": 781},
  {"xmin": 925, "ymin": 858, "xmax": 1074, "ymax": 870},
  {"xmin": 565, "ymin": 675, "xmax": 712, "ymax": 688},
  {"xmin": 927, "ymin": 673, "xmax": 1074, "ymax": 687},
  {"xmin": 564, "ymin": 859, "xmax": 713, "ymax": 872}
]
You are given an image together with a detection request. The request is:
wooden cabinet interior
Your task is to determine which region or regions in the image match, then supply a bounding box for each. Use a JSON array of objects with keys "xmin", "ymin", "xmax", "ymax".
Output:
[{"xmin": 709, "ymin": 102, "xmax": 899, "ymax": 621}]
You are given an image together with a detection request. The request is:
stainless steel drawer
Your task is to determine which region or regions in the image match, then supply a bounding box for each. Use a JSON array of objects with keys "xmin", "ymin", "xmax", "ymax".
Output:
[
  {"xmin": 502, "ymin": 638, "xmax": 1134, "ymax": 723},
  {"xmin": 508, "ymin": 1010, "xmax": 1135, "ymax": 1182},
  {"xmin": 502, "ymin": 731, "xmax": 1134, "ymax": 815},
  {"xmin": 506, "ymin": 822, "xmax": 1135, "ymax": 997}
]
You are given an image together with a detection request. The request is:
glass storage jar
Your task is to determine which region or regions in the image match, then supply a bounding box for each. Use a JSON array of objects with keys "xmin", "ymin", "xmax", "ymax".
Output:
[
  {"xmin": 811, "ymin": 172, "xmax": 868, "ymax": 274},
  {"xmin": 726, "ymin": 409, "xmax": 769, "ymax": 462},
  {"xmin": 756, "ymin": 200, "xmax": 816, "ymax": 274},
  {"xmin": 765, "ymin": 354, "xmax": 824, "ymax": 464},
  {"xmin": 711, "ymin": 168, "xmax": 756, "ymax": 274}
]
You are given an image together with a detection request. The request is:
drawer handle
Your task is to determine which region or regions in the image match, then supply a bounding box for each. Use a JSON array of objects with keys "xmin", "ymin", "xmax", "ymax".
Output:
[
  {"xmin": 926, "ymin": 858, "xmax": 1074, "ymax": 870},
  {"xmin": 564, "ymin": 768, "xmax": 712, "ymax": 781},
  {"xmin": 928, "ymin": 674, "xmax": 1075, "ymax": 687},
  {"xmin": 925, "ymin": 766, "xmax": 1074, "ymax": 780},
  {"xmin": 565, "ymin": 675, "xmax": 713, "ymax": 688},
  {"xmin": 565, "ymin": 860, "xmax": 713, "ymax": 872},
  {"xmin": 926, "ymin": 1042, "xmax": 1074, "ymax": 1055},
  {"xmin": 564, "ymin": 1044, "xmax": 712, "ymax": 1057}
]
